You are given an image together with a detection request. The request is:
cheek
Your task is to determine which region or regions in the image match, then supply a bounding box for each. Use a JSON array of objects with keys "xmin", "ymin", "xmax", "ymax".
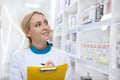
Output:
[
  {"xmin": 48, "ymin": 26, "xmax": 51, "ymax": 31},
  {"xmin": 27, "ymin": 30, "xmax": 38, "ymax": 38}
]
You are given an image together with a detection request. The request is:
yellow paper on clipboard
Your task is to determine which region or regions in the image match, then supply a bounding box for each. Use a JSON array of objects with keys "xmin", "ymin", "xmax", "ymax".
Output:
[{"xmin": 27, "ymin": 64, "xmax": 68, "ymax": 80}]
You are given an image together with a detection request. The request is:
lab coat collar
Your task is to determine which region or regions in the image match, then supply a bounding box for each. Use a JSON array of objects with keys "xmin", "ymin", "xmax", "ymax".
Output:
[{"xmin": 30, "ymin": 42, "xmax": 51, "ymax": 54}]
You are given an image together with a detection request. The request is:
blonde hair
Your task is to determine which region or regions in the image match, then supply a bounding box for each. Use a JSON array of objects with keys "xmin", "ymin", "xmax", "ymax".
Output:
[{"xmin": 21, "ymin": 11, "xmax": 45, "ymax": 46}]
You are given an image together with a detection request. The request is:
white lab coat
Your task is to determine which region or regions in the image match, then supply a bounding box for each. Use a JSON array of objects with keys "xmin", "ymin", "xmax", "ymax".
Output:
[{"xmin": 9, "ymin": 47, "xmax": 72, "ymax": 80}]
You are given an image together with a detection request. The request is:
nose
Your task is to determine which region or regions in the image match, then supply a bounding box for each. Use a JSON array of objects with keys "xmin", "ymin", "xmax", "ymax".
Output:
[{"xmin": 42, "ymin": 24, "xmax": 48, "ymax": 29}]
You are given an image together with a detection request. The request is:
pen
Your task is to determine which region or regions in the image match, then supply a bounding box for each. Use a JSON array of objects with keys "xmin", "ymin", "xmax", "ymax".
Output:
[{"xmin": 41, "ymin": 63, "xmax": 45, "ymax": 65}]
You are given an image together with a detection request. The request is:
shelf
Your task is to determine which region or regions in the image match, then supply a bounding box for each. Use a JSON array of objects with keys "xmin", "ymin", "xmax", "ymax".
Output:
[
  {"xmin": 56, "ymin": 0, "xmax": 78, "ymax": 17},
  {"xmin": 65, "ymin": 53, "xmax": 109, "ymax": 75},
  {"xmin": 110, "ymin": 68, "xmax": 120, "ymax": 77},
  {"xmin": 64, "ymin": 0, "xmax": 78, "ymax": 15},
  {"xmin": 64, "ymin": 27, "xmax": 77, "ymax": 35},
  {"xmin": 76, "ymin": 58, "xmax": 109, "ymax": 75},
  {"xmin": 112, "ymin": 17, "xmax": 120, "ymax": 25},
  {"xmin": 0, "ymin": 16, "xmax": 1, "ymax": 21},
  {"xmin": 54, "ymin": 32, "xmax": 62, "ymax": 37},
  {"xmin": 66, "ymin": 53, "xmax": 76, "ymax": 62},
  {"xmin": 70, "ymin": 55, "xmax": 76, "ymax": 62},
  {"xmin": 0, "ymin": 16, "xmax": 2, "ymax": 29},
  {"xmin": 54, "ymin": 0, "xmax": 120, "ymax": 79},
  {"xmin": 55, "ymin": 27, "xmax": 77, "ymax": 37},
  {"xmin": 57, "ymin": 11, "xmax": 64, "ymax": 19},
  {"xmin": 77, "ymin": 18, "xmax": 120, "ymax": 32},
  {"xmin": 78, "ymin": 19, "xmax": 111, "ymax": 31}
]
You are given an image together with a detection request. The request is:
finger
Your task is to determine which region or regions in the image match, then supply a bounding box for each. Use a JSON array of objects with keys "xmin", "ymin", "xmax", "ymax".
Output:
[{"xmin": 45, "ymin": 60, "xmax": 55, "ymax": 66}]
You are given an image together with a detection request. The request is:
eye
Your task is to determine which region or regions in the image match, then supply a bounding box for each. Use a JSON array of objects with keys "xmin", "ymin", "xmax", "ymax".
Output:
[
  {"xmin": 44, "ymin": 20, "xmax": 48, "ymax": 25},
  {"xmin": 35, "ymin": 22, "xmax": 41, "ymax": 27}
]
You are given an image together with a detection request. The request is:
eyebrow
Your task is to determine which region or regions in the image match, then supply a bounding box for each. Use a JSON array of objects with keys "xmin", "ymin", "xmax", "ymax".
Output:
[
  {"xmin": 44, "ymin": 19, "xmax": 48, "ymax": 22},
  {"xmin": 31, "ymin": 18, "xmax": 48, "ymax": 25}
]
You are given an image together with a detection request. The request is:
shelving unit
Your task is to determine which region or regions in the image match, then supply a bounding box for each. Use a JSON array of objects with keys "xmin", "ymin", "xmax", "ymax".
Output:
[
  {"xmin": 77, "ymin": 58, "xmax": 108, "ymax": 75},
  {"xmin": 0, "ymin": 4, "xmax": 2, "ymax": 80},
  {"xmin": 53, "ymin": 0, "xmax": 120, "ymax": 80},
  {"xmin": 0, "ymin": 4, "xmax": 1, "ymax": 28},
  {"xmin": 78, "ymin": 19, "xmax": 110, "ymax": 31}
]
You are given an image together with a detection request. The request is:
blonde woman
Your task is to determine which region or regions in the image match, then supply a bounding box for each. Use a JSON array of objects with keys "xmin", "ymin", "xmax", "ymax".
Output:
[{"xmin": 9, "ymin": 11, "xmax": 71, "ymax": 80}]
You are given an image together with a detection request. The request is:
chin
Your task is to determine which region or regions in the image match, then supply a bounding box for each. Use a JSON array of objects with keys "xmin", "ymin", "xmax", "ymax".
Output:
[{"xmin": 44, "ymin": 37, "xmax": 50, "ymax": 41}]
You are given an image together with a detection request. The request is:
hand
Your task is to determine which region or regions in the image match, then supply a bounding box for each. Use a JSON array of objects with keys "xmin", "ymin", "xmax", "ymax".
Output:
[{"xmin": 45, "ymin": 60, "xmax": 55, "ymax": 66}]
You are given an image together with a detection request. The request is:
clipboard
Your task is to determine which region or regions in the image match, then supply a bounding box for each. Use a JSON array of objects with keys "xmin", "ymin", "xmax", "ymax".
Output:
[{"xmin": 27, "ymin": 63, "xmax": 68, "ymax": 80}]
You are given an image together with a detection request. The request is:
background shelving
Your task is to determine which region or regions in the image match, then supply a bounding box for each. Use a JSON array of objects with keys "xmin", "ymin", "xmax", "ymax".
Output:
[
  {"xmin": 54, "ymin": 0, "xmax": 120, "ymax": 80},
  {"xmin": 77, "ymin": 57, "xmax": 108, "ymax": 75},
  {"xmin": 76, "ymin": 0, "xmax": 111, "ymax": 79},
  {"xmin": 78, "ymin": 19, "xmax": 110, "ymax": 31}
]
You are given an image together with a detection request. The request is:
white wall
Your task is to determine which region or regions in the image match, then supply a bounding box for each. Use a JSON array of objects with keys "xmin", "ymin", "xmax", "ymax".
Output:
[{"xmin": 0, "ymin": 0, "xmax": 53, "ymax": 79}]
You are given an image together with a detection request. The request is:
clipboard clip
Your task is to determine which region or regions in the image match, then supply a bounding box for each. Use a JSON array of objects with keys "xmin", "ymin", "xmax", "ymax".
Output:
[{"xmin": 40, "ymin": 67, "xmax": 56, "ymax": 72}]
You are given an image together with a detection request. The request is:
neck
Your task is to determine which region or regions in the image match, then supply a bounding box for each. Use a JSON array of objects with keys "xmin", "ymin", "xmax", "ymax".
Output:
[{"xmin": 31, "ymin": 41, "xmax": 47, "ymax": 50}]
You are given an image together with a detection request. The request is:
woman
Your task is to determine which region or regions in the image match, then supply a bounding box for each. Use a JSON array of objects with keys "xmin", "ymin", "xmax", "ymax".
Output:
[{"xmin": 9, "ymin": 11, "xmax": 72, "ymax": 80}]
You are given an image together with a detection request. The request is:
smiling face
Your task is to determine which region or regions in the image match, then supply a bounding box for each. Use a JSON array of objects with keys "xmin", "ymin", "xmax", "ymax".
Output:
[{"xmin": 26, "ymin": 13, "xmax": 51, "ymax": 44}]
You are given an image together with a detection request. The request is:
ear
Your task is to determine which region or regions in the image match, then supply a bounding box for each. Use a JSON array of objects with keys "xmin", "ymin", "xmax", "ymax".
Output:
[{"xmin": 25, "ymin": 31, "xmax": 31, "ymax": 37}]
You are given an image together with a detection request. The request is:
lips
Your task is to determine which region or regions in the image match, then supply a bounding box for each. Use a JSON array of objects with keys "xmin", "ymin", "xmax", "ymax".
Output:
[{"xmin": 42, "ymin": 32, "xmax": 49, "ymax": 35}]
